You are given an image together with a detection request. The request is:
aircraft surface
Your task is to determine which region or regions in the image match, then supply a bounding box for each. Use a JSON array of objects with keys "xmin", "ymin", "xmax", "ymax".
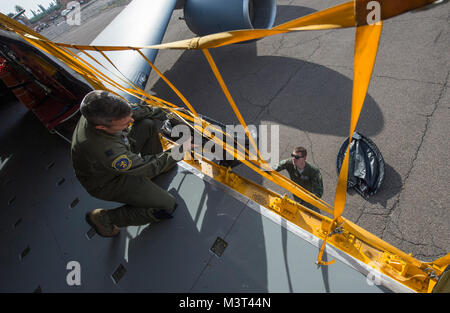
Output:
[{"xmin": 0, "ymin": 0, "xmax": 449, "ymax": 294}]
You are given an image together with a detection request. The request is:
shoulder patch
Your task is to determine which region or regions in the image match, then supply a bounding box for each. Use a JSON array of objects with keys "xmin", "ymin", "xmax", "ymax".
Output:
[
  {"xmin": 280, "ymin": 159, "xmax": 290, "ymax": 166},
  {"xmin": 112, "ymin": 155, "xmax": 132, "ymax": 171}
]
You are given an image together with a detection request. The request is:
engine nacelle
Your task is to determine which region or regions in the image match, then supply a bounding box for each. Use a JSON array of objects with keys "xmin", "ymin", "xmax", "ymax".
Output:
[{"xmin": 183, "ymin": 0, "xmax": 277, "ymax": 36}]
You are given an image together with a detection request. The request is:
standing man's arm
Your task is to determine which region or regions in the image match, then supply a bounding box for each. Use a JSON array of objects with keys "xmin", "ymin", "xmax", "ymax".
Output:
[
  {"xmin": 312, "ymin": 169, "xmax": 324, "ymax": 198},
  {"xmin": 274, "ymin": 159, "xmax": 290, "ymax": 172},
  {"xmin": 131, "ymin": 103, "xmax": 167, "ymax": 121}
]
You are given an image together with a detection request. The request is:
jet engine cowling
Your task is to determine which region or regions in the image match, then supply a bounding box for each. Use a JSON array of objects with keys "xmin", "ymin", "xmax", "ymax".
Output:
[{"xmin": 183, "ymin": 0, "xmax": 277, "ymax": 36}]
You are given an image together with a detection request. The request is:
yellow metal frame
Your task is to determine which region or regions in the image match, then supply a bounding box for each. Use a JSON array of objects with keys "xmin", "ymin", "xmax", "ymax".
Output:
[
  {"xmin": 1, "ymin": 0, "xmax": 448, "ymax": 292},
  {"xmin": 161, "ymin": 137, "xmax": 448, "ymax": 293}
]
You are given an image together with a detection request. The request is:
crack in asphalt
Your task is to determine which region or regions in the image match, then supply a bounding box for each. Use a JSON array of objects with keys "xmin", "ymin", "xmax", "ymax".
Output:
[
  {"xmin": 379, "ymin": 70, "xmax": 449, "ymax": 259},
  {"xmin": 252, "ymin": 33, "xmax": 326, "ymax": 123},
  {"xmin": 384, "ymin": 225, "xmax": 447, "ymax": 260},
  {"xmin": 373, "ymin": 75, "xmax": 445, "ymax": 86},
  {"xmin": 355, "ymin": 201, "xmax": 369, "ymax": 224},
  {"xmin": 433, "ymin": 29, "xmax": 444, "ymax": 44}
]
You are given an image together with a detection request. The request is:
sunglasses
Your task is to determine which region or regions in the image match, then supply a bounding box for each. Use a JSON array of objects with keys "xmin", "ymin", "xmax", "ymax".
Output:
[{"xmin": 291, "ymin": 154, "xmax": 305, "ymax": 159}]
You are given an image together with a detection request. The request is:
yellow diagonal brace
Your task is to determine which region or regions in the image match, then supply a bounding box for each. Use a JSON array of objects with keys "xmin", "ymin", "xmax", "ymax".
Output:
[
  {"xmin": 335, "ymin": 22, "xmax": 383, "ymax": 219},
  {"xmin": 355, "ymin": 0, "xmax": 436, "ymax": 26},
  {"xmin": 135, "ymin": 49, "xmax": 199, "ymax": 117},
  {"xmin": 202, "ymin": 49, "xmax": 334, "ymax": 214},
  {"xmin": 201, "ymin": 49, "xmax": 265, "ymax": 163},
  {"xmin": 0, "ymin": 1, "xmax": 357, "ymax": 52},
  {"xmin": 318, "ymin": 21, "xmax": 383, "ymax": 266}
]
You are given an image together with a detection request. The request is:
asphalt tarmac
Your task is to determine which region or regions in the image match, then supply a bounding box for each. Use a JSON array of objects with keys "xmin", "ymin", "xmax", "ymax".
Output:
[{"xmin": 43, "ymin": 0, "xmax": 449, "ymax": 262}]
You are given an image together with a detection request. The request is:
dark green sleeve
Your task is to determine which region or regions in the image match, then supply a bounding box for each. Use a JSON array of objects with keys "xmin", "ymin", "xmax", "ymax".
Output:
[
  {"xmin": 274, "ymin": 159, "xmax": 290, "ymax": 172},
  {"xmin": 96, "ymin": 142, "xmax": 177, "ymax": 178},
  {"xmin": 312, "ymin": 169, "xmax": 323, "ymax": 198},
  {"xmin": 131, "ymin": 104, "xmax": 167, "ymax": 121}
]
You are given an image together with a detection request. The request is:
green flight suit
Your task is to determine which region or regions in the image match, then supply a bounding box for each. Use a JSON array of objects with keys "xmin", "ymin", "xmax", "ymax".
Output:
[
  {"xmin": 71, "ymin": 103, "xmax": 178, "ymax": 227},
  {"xmin": 275, "ymin": 159, "xmax": 323, "ymax": 213}
]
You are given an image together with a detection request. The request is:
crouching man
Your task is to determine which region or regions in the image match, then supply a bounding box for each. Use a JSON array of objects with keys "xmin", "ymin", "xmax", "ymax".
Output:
[{"xmin": 71, "ymin": 90, "xmax": 179, "ymax": 237}]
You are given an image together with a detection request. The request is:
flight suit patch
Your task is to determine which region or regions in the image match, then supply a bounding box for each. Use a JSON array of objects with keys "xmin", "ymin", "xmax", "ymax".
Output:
[
  {"xmin": 121, "ymin": 134, "xmax": 129, "ymax": 145},
  {"xmin": 112, "ymin": 155, "xmax": 132, "ymax": 171}
]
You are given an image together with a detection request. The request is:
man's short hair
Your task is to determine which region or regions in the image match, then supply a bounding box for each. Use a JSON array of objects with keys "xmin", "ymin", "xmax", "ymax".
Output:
[
  {"xmin": 293, "ymin": 146, "xmax": 307, "ymax": 157},
  {"xmin": 80, "ymin": 90, "xmax": 131, "ymax": 126}
]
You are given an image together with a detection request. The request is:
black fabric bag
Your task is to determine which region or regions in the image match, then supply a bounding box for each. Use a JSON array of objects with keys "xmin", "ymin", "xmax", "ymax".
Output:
[{"xmin": 336, "ymin": 132, "xmax": 385, "ymax": 199}]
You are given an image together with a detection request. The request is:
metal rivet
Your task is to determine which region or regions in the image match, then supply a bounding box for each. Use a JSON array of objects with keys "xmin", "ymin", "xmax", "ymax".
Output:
[
  {"xmin": 20, "ymin": 245, "xmax": 30, "ymax": 260},
  {"xmin": 210, "ymin": 237, "xmax": 228, "ymax": 257},
  {"xmin": 111, "ymin": 264, "xmax": 126, "ymax": 284},
  {"xmin": 14, "ymin": 218, "xmax": 22, "ymax": 229},
  {"xmin": 70, "ymin": 198, "xmax": 79, "ymax": 209},
  {"xmin": 8, "ymin": 196, "xmax": 16, "ymax": 206},
  {"xmin": 86, "ymin": 227, "xmax": 96, "ymax": 240}
]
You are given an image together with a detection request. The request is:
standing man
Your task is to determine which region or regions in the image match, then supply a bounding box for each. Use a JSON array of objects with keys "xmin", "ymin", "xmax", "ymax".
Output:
[
  {"xmin": 71, "ymin": 90, "xmax": 179, "ymax": 237},
  {"xmin": 275, "ymin": 146, "xmax": 323, "ymax": 213}
]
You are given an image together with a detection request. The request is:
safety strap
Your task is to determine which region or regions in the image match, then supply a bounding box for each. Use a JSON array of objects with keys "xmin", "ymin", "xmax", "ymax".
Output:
[
  {"xmin": 201, "ymin": 48, "xmax": 334, "ymax": 214},
  {"xmin": 134, "ymin": 49, "xmax": 199, "ymax": 116},
  {"xmin": 317, "ymin": 22, "xmax": 383, "ymax": 266}
]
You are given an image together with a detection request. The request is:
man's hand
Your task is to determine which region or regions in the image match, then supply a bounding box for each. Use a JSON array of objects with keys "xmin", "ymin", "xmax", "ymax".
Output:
[
  {"xmin": 165, "ymin": 107, "xmax": 190, "ymax": 125},
  {"xmin": 173, "ymin": 107, "xmax": 189, "ymax": 113}
]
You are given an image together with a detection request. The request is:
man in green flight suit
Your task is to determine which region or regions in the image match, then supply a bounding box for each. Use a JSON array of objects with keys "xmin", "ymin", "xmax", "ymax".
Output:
[
  {"xmin": 71, "ymin": 90, "xmax": 180, "ymax": 237},
  {"xmin": 275, "ymin": 146, "xmax": 323, "ymax": 213}
]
